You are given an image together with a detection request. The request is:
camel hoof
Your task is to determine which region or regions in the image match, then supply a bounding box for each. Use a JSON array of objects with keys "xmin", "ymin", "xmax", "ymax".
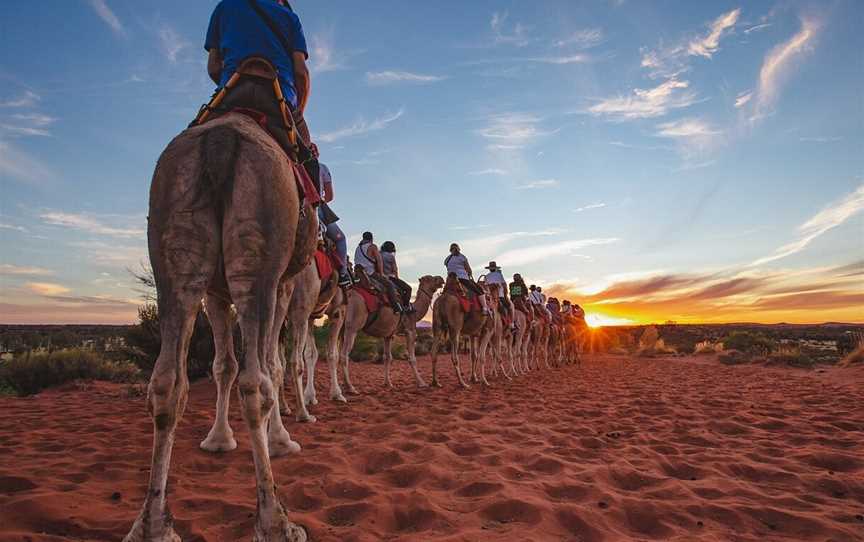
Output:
[
  {"xmin": 432, "ymin": 381, "xmax": 443, "ymax": 389},
  {"xmin": 200, "ymin": 429, "xmax": 237, "ymax": 453},
  {"xmin": 268, "ymin": 432, "xmax": 302, "ymax": 458},
  {"xmin": 295, "ymin": 413, "xmax": 317, "ymax": 424},
  {"xmin": 331, "ymin": 393, "xmax": 348, "ymax": 403},
  {"xmin": 303, "ymin": 393, "xmax": 318, "ymax": 406},
  {"xmin": 347, "ymin": 387, "xmax": 360, "ymax": 395},
  {"xmin": 416, "ymin": 380, "xmax": 428, "ymax": 389},
  {"xmin": 460, "ymin": 383, "xmax": 471, "ymax": 390},
  {"xmin": 123, "ymin": 514, "xmax": 181, "ymax": 542}
]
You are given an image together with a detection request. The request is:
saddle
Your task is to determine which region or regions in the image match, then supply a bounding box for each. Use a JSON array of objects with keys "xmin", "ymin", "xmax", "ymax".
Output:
[
  {"xmin": 353, "ymin": 266, "xmax": 389, "ymax": 313},
  {"xmin": 191, "ymin": 56, "xmax": 321, "ymax": 207},
  {"xmin": 444, "ymin": 275, "xmax": 481, "ymax": 314}
]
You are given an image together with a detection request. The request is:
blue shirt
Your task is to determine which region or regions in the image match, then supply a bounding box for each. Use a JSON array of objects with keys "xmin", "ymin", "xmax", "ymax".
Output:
[{"xmin": 205, "ymin": 0, "xmax": 307, "ymax": 108}]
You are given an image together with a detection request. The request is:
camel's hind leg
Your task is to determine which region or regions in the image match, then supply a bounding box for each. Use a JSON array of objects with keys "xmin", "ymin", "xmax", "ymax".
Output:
[
  {"xmin": 303, "ymin": 324, "xmax": 320, "ymax": 405},
  {"xmin": 326, "ymin": 307, "xmax": 347, "ymax": 402},
  {"xmin": 405, "ymin": 330, "xmax": 427, "ymax": 388},
  {"xmin": 125, "ymin": 210, "xmax": 219, "ymax": 542},
  {"xmin": 451, "ymin": 331, "xmax": 470, "ymax": 389},
  {"xmin": 201, "ymin": 293, "xmax": 239, "ymax": 453},
  {"xmin": 268, "ymin": 282, "xmax": 305, "ymax": 455}
]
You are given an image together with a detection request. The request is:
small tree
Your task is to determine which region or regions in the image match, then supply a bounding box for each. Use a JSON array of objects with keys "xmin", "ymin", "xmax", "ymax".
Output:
[{"xmin": 722, "ymin": 331, "xmax": 775, "ymax": 357}]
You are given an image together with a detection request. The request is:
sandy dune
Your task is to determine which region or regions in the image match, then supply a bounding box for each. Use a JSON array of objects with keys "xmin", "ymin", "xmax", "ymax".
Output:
[{"xmin": 1, "ymin": 354, "xmax": 863, "ymax": 541}]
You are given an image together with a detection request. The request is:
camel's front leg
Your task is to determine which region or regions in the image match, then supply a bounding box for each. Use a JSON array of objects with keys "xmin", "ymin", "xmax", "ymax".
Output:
[
  {"xmin": 430, "ymin": 328, "xmax": 443, "ymax": 388},
  {"xmin": 451, "ymin": 332, "xmax": 470, "ymax": 389},
  {"xmin": 287, "ymin": 315, "xmax": 315, "ymax": 424},
  {"xmin": 201, "ymin": 294, "xmax": 239, "ymax": 453},
  {"xmin": 340, "ymin": 326, "xmax": 360, "ymax": 395},
  {"xmin": 405, "ymin": 330, "xmax": 427, "ymax": 388},
  {"xmin": 326, "ymin": 309, "xmax": 347, "ymax": 402},
  {"xmin": 383, "ymin": 336, "xmax": 394, "ymax": 389},
  {"xmin": 302, "ymin": 325, "xmax": 319, "ymax": 405}
]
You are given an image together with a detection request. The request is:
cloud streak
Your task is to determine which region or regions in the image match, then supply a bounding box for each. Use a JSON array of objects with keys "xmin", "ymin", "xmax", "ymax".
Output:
[
  {"xmin": 752, "ymin": 184, "xmax": 864, "ymax": 267},
  {"xmin": 575, "ymin": 203, "xmax": 607, "ymax": 212},
  {"xmin": 515, "ymin": 179, "xmax": 559, "ymax": 190},
  {"xmin": 751, "ymin": 16, "xmax": 820, "ymax": 121},
  {"xmin": 0, "ymin": 264, "xmax": 52, "ymax": 276},
  {"xmin": 365, "ymin": 71, "xmax": 447, "ymax": 85},
  {"xmin": 589, "ymin": 78, "xmax": 698, "ymax": 120},
  {"xmin": 317, "ymin": 109, "xmax": 404, "ymax": 143},
  {"xmin": 87, "ymin": 0, "xmax": 126, "ymax": 38},
  {"xmin": 0, "ymin": 91, "xmax": 40, "ymax": 108},
  {"xmin": 498, "ymin": 238, "xmax": 619, "ymax": 266},
  {"xmin": 39, "ymin": 211, "xmax": 145, "ymax": 238}
]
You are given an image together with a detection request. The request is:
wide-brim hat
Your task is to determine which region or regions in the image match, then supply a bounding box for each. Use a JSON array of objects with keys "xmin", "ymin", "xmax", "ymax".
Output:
[{"xmin": 485, "ymin": 261, "xmax": 500, "ymax": 270}]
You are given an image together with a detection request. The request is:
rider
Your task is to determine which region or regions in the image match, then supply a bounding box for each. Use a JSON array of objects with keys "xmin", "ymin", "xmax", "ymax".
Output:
[
  {"xmin": 354, "ymin": 232, "xmax": 404, "ymax": 313},
  {"xmin": 204, "ymin": 0, "xmax": 312, "ymax": 147},
  {"xmin": 509, "ymin": 273, "xmax": 530, "ymax": 314},
  {"xmin": 312, "ymin": 144, "xmax": 351, "ymax": 286},
  {"xmin": 381, "ymin": 241, "xmax": 414, "ymax": 313},
  {"xmin": 484, "ymin": 261, "xmax": 514, "ymax": 329},
  {"xmin": 445, "ymin": 243, "xmax": 490, "ymax": 315},
  {"xmin": 561, "ymin": 299, "xmax": 572, "ymax": 315}
]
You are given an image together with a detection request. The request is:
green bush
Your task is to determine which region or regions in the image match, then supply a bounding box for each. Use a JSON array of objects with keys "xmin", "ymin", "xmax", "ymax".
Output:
[
  {"xmin": 722, "ymin": 331, "xmax": 775, "ymax": 356},
  {"xmin": 0, "ymin": 348, "xmax": 142, "ymax": 396},
  {"xmin": 769, "ymin": 346, "xmax": 815, "ymax": 368},
  {"xmin": 719, "ymin": 349, "xmax": 749, "ymax": 365}
]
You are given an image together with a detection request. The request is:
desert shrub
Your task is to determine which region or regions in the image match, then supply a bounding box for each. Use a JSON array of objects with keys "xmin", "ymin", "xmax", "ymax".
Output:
[
  {"xmin": 349, "ymin": 333, "xmax": 381, "ymax": 362},
  {"xmin": 124, "ymin": 303, "xmax": 215, "ymax": 380},
  {"xmin": 694, "ymin": 341, "xmax": 722, "ymax": 355},
  {"xmin": 839, "ymin": 345, "xmax": 864, "ymax": 367},
  {"xmin": 837, "ymin": 332, "xmax": 863, "ymax": 356},
  {"xmin": 0, "ymin": 348, "xmax": 142, "ymax": 396},
  {"xmin": 767, "ymin": 345, "xmax": 815, "ymax": 368},
  {"xmin": 719, "ymin": 349, "xmax": 748, "ymax": 365},
  {"xmin": 721, "ymin": 331, "xmax": 775, "ymax": 356}
]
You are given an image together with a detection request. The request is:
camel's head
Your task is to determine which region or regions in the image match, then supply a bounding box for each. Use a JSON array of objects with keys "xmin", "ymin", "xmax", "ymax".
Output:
[{"xmin": 419, "ymin": 275, "xmax": 445, "ymax": 293}]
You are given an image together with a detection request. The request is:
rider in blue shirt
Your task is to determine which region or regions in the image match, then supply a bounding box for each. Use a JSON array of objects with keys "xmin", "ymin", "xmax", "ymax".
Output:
[{"xmin": 204, "ymin": 0, "xmax": 311, "ymax": 144}]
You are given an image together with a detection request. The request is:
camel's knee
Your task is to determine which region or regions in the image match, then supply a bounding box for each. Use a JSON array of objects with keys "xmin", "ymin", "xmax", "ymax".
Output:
[
  {"xmin": 213, "ymin": 354, "xmax": 239, "ymax": 384},
  {"xmin": 147, "ymin": 370, "xmax": 187, "ymax": 430},
  {"xmin": 237, "ymin": 372, "xmax": 275, "ymax": 426}
]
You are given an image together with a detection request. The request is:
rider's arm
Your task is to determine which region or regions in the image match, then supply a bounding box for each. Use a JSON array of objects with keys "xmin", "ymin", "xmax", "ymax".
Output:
[
  {"xmin": 292, "ymin": 51, "xmax": 310, "ymax": 114},
  {"xmin": 392, "ymin": 258, "xmax": 400, "ymax": 279},
  {"xmin": 464, "ymin": 258, "xmax": 473, "ymax": 279},
  {"xmin": 207, "ymin": 49, "xmax": 222, "ymax": 85},
  {"xmin": 370, "ymin": 245, "xmax": 384, "ymax": 275}
]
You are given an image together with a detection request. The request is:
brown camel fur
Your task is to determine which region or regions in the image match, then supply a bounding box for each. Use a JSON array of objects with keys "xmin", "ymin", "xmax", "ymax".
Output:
[
  {"xmin": 430, "ymin": 277, "xmax": 489, "ymax": 389},
  {"xmin": 338, "ymin": 275, "xmax": 444, "ymax": 393},
  {"xmin": 475, "ymin": 284, "xmax": 510, "ymax": 386},
  {"xmin": 125, "ymin": 114, "xmax": 314, "ymax": 542}
]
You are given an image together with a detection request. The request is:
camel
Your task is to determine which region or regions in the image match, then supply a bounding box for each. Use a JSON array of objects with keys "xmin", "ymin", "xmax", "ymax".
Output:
[
  {"xmin": 430, "ymin": 275, "xmax": 490, "ymax": 389},
  {"xmin": 474, "ymin": 284, "xmax": 510, "ymax": 386},
  {"xmin": 125, "ymin": 114, "xmax": 314, "ymax": 542},
  {"xmin": 336, "ymin": 275, "xmax": 444, "ymax": 393},
  {"xmin": 504, "ymin": 304, "xmax": 530, "ymax": 377}
]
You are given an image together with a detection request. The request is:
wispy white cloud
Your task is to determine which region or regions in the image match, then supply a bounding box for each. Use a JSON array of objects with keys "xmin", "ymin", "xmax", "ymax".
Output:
[
  {"xmin": 0, "ymin": 91, "xmax": 40, "ymax": 108},
  {"xmin": 688, "ymin": 8, "xmax": 741, "ymax": 58},
  {"xmin": 491, "ymin": 11, "xmax": 531, "ymax": 47},
  {"xmin": 25, "ymin": 282, "xmax": 71, "ymax": 296},
  {"xmin": 39, "ymin": 211, "xmax": 144, "ymax": 238},
  {"xmin": 498, "ymin": 237, "xmax": 619, "ymax": 266},
  {"xmin": 575, "ymin": 203, "xmax": 607, "ymax": 212},
  {"xmin": 641, "ymin": 8, "xmax": 740, "ymax": 78},
  {"xmin": 744, "ymin": 23, "xmax": 772, "ymax": 34},
  {"xmin": 799, "ymin": 136, "xmax": 842, "ymax": 143},
  {"xmin": 0, "ymin": 264, "xmax": 52, "ymax": 276},
  {"xmin": 469, "ymin": 168, "xmax": 509, "ymax": 176},
  {"xmin": 158, "ymin": 25, "xmax": 190, "ymax": 63},
  {"xmin": 734, "ymin": 91, "xmax": 753, "ymax": 108},
  {"xmin": 555, "ymin": 28, "xmax": 604, "ymax": 49},
  {"xmin": 87, "ymin": 0, "xmax": 126, "ymax": 38},
  {"xmin": 672, "ymin": 160, "xmax": 716, "ymax": 172},
  {"xmin": 655, "ymin": 117, "xmax": 721, "ymax": 138},
  {"xmin": 0, "ymin": 112, "xmax": 58, "ymax": 138},
  {"xmin": 516, "ymin": 179, "xmax": 559, "ymax": 190},
  {"xmin": 365, "ymin": 71, "xmax": 447, "ymax": 85},
  {"xmin": 589, "ymin": 78, "xmax": 698, "ymax": 120},
  {"xmin": 309, "ymin": 31, "xmax": 351, "ymax": 73},
  {"xmin": 527, "ymin": 54, "xmax": 590, "ymax": 65},
  {"xmin": 0, "ymin": 222, "xmax": 29, "ymax": 233},
  {"xmin": 752, "ymin": 183, "xmax": 864, "ymax": 266},
  {"xmin": 477, "ymin": 113, "xmax": 554, "ymax": 148},
  {"xmin": 751, "ymin": 16, "xmax": 820, "ymax": 121},
  {"xmin": 317, "ymin": 108, "xmax": 404, "ymax": 142},
  {"xmin": 0, "ymin": 141, "xmax": 53, "ymax": 183}
]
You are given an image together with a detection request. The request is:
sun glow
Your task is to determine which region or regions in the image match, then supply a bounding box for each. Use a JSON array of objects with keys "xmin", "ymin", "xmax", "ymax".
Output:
[{"xmin": 586, "ymin": 313, "xmax": 635, "ymax": 328}]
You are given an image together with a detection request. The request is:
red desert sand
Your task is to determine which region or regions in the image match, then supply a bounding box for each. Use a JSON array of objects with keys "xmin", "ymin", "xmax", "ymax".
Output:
[{"xmin": 1, "ymin": 354, "xmax": 863, "ymax": 541}]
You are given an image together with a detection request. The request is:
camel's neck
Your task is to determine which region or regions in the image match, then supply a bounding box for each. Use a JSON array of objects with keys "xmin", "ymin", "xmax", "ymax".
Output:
[{"xmin": 411, "ymin": 287, "xmax": 436, "ymax": 322}]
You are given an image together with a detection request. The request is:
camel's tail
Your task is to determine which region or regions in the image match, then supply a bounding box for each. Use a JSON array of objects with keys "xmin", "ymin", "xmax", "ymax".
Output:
[{"xmin": 200, "ymin": 123, "xmax": 241, "ymax": 206}]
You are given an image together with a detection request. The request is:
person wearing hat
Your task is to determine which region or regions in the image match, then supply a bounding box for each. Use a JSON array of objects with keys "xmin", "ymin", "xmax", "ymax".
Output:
[
  {"xmin": 484, "ymin": 261, "xmax": 513, "ymax": 328},
  {"xmin": 444, "ymin": 243, "xmax": 490, "ymax": 315}
]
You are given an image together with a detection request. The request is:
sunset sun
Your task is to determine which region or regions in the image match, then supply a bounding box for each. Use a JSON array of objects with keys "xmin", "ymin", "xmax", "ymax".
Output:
[{"xmin": 586, "ymin": 313, "xmax": 635, "ymax": 328}]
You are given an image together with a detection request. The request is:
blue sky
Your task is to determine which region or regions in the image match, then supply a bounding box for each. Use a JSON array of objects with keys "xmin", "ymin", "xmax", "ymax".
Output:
[{"xmin": 1, "ymin": 0, "xmax": 862, "ymax": 324}]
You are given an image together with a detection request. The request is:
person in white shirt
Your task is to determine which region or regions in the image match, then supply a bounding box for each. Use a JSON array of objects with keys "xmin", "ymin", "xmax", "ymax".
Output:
[
  {"xmin": 311, "ymin": 144, "xmax": 351, "ymax": 287},
  {"xmin": 484, "ymin": 261, "xmax": 513, "ymax": 327},
  {"xmin": 529, "ymin": 284, "xmax": 551, "ymax": 318},
  {"xmin": 444, "ymin": 243, "xmax": 490, "ymax": 314},
  {"xmin": 381, "ymin": 241, "xmax": 414, "ymax": 313},
  {"xmin": 355, "ymin": 231, "xmax": 405, "ymax": 313}
]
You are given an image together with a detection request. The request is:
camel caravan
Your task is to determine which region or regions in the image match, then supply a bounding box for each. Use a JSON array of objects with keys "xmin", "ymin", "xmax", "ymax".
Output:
[{"xmin": 123, "ymin": 2, "xmax": 589, "ymax": 541}]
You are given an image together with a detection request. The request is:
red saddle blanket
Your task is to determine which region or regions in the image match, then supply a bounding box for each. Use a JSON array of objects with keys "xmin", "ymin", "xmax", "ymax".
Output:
[
  {"xmin": 355, "ymin": 286, "xmax": 382, "ymax": 314},
  {"xmin": 454, "ymin": 292, "xmax": 482, "ymax": 314},
  {"xmin": 313, "ymin": 249, "xmax": 339, "ymax": 281}
]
